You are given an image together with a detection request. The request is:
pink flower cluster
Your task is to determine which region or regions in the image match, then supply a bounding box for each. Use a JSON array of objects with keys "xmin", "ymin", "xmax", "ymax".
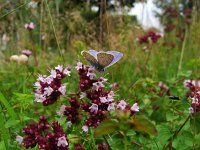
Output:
[
  {"xmin": 184, "ymin": 80, "xmax": 200, "ymax": 113},
  {"xmin": 117, "ymin": 100, "xmax": 140, "ymax": 115},
  {"xmin": 57, "ymin": 62, "xmax": 139, "ymax": 128},
  {"xmin": 137, "ymin": 31, "xmax": 161, "ymax": 44},
  {"xmin": 18, "ymin": 62, "xmax": 140, "ymax": 149},
  {"xmin": 78, "ymin": 63, "xmax": 117, "ymax": 127},
  {"xmin": 21, "ymin": 50, "xmax": 32, "ymax": 57},
  {"xmin": 18, "ymin": 116, "xmax": 68, "ymax": 150},
  {"xmin": 25, "ymin": 22, "xmax": 35, "ymax": 30},
  {"xmin": 34, "ymin": 65, "xmax": 70, "ymax": 106}
]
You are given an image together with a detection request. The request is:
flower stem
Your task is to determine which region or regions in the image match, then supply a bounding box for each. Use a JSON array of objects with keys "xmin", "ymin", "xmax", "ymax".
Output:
[
  {"xmin": 177, "ymin": 27, "xmax": 188, "ymax": 76},
  {"xmin": 123, "ymin": 132, "xmax": 128, "ymax": 150}
]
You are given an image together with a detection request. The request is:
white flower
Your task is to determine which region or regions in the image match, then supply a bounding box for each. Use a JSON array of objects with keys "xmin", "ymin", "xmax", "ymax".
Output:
[
  {"xmin": 24, "ymin": 23, "xmax": 29, "ymax": 29},
  {"xmin": 28, "ymin": 1, "xmax": 38, "ymax": 9},
  {"xmin": 100, "ymin": 97, "xmax": 108, "ymax": 103},
  {"xmin": 67, "ymin": 121, "xmax": 72, "ymax": 128},
  {"xmin": 117, "ymin": 100, "xmax": 127, "ymax": 111},
  {"xmin": 16, "ymin": 135, "xmax": 23, "ymax": 144},
  {"xmin": 108, "ymin": 91, "xmax": 114, "ymax": 98},
  {"xmin": 131, "ymin": 103, "xmax": 140, "ymax": 112},
  {"xmin": 58, "ymin": 85, "xmax": 66, "ymax": 95},
  {"xmin": 45, "ymin": 76, "xmax": 53, "ymax": 84},
  {"xmin": 80, "ymin": 92, "xmax": 86, "ymax": 99},
  {"xmin": 75, "ymin": 62, "xmax": 83, "ymax": 70},
  {"xmin": 63, "ymin": 67, "xmax": 71, "ymax": 76},
  {"xmin": 35, "ymin": 93, "xmax": 45, "ymax": 103},
  {"xmin": 44, "ymin": 86, "xmax": 54, "ymax": 96},
  {"xmin": 82, "ymin": 125, "xmax": 89, "ymax": 132},
  {"xmin": 57, "ymin": 136, "xmax": 68, "ymax": 147},
  {"xmin": 38, "ymin": 75, "xmax": 46, "ymax": 82},
  {"xmin": 191, "ymin": 97, "xmax": 198, "ymax": 104},
  {"xmin": 10, "ymin": 55, "xmax": 19, "ymax": 62},
  {"xmin": 107, "ymin": 103, "xmax": 115, "ymax": 111},
  {"xmin": 99, "ymin": 77, "xmax": 108, "ymax": 82},
  {"xmin": 57, "ymin": 105, "xmax": 66, "ymax": 116},
  {"xmin": 89, "ymin": 103, "xmax": 98, "ymax": 114},
  {"xmin": 18, "ymin": 54, "xmax": 29, "ymax": 64},
  {"xmin": 191, "ymin": 80, "xmax": 196, "ymax": 86},
  {"xmin": 189, "ymin": 107, "xmax": 194, "ymax": 114},
  {"xmin": 93, "ymin": 81, "xmax": 105, "ymax": 91},
  {"xmin": 50, "ymin": 69, "xmax": 57, "ymax": 78},
  {"xmin": 183, "ymin": 80, "xmax": 190, "ymax": 88},
  {"xmin": 107, "ymin": 97, "xmax": 114, "ymax": 102},
  {"xmin": 34, "ymin": 82, "xmax": 41, "ymax": 90},
  {"xmin": 55, "ymin": 65, "xmax": 63, "ymax": 72},
  {"xmin": 87, "ymin": 67, "xmax": 96, "ymax": 79}
]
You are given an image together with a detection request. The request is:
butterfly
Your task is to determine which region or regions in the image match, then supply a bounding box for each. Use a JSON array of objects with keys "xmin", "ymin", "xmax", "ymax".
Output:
[{"xmin": 81, "ymin": 50, "xmax": 123, "ymax": 72}]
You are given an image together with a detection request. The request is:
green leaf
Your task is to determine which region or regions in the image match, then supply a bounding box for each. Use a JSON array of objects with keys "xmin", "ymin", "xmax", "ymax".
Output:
[
  {"xmin": 157, "ymin": 124, "xmax": 172, "ymax": 145},
  {"xmin": 94, "ymin": 119, "xmax": 119, "ymax": 137},
  {"xmin": 129, "ymin": 115, "xmax": 157, "ymax": 136}
]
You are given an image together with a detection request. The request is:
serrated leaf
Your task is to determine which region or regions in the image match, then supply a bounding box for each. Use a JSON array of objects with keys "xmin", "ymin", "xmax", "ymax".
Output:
[
  {"xmin": 157, "ymin": 124, "xmax": 172, "ymax": 145},
  {"xmin": 129, "ymin": 115, "xmax": 157, "ymax": 136},
  {"xmin": 94, "ymin": 119, "xmax": 119, "ymax": 137}
]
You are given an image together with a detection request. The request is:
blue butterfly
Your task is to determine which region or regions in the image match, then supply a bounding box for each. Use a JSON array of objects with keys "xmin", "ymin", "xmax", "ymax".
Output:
[{"xmin": 81, "ymin": 50, "xmax": 123, "ymax": 72}]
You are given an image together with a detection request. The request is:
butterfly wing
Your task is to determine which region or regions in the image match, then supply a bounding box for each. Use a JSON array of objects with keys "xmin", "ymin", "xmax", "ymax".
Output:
[
  {"xmin": 97, "ymin": 52, "xmax": 114, "ymax": 68},
  {"xmin": 82, "ymin": 50, "xmax": 123, "ymax": 71},
  {"xmin": 104, "ymin": 51, "xmax": 123, "ymax": 68},
  {"xmin": 81, "ymin": 51, "xmax": 99, "ymax": 68},
  {"xmin": 87, "ymin": 50, "xmax": 98, "ymax": 60}
]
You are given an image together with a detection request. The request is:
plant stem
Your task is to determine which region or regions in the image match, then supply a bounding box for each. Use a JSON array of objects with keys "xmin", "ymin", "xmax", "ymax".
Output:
[
  {"xmin": 45, "ymin": 0, "xmax": 65, "ymax": 62},
  {"xmin": 123, "ymin": 132, "xmax": 128, "ymax": 150},
  {"xmin": 177, "ymin": 28, "xmax": 188, "ymax": 76},
  {"xmin": 163, "ymin": 115, "xmax": 190, "ymax": 149},
  {"xmin": 103, "ymin": 135, "xmax": 111, "ymax": 150}
]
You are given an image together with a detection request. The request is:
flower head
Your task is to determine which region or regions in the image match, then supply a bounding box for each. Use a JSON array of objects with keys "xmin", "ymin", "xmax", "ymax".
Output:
[
  {"xmin": 57, "ymin": 136, "xmax": 68, "ymax": 147},
  {"xmin": 64, "ymin": 67, "xmax": 71, "ymax": 76},
  {"xmin": 117, "ymin": 100, "xmax": 127, "ymax": 111},
  {"xmin": 16, "ymin": 135, "xmax": 23, "ymax": 144},
  {"xmin": 57, "ymin": 105, "xmax": 66, "ymax": 116},
  {"xmin": 93, "ymin": 81, "xmax": 105, "ymax": 91},
  {"xmin": 107, "ymin": 103, "xmax": 115, "ymax": 111},
  {"xmin": 89, "ymin": 103, "xmax": 98, "ymax": 114},
  {"xmin": 25, "ymin": 22, "xmax": 35, "ymax": 30},
  {"xmin": 34, "ymin": 66, "xmax": 70, "ymax": 106},
  {"xmin": 189, "ymin": 107, "xmax": 194, "ymax": 114},
  {"xmin": 21, "ymin": 50, "xmax": 32, "ymax": 57},
  {"xmin": 100, "ymin": 97, "xmax": 108, "ymax": 103},
  {"xmin": 58, "ymin": 85, "xmax": 66, "ymax": 95},
  {"xmin": 75, "ymin": 62, "xmax": 83, "ymax": 70},
  {"xmin": 131, "ymin": 103, "xmax": 140, "ymax": 112},
  {"xmin": 82, "ymin": 125, "xmax": 89, "ymax": 133}
]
